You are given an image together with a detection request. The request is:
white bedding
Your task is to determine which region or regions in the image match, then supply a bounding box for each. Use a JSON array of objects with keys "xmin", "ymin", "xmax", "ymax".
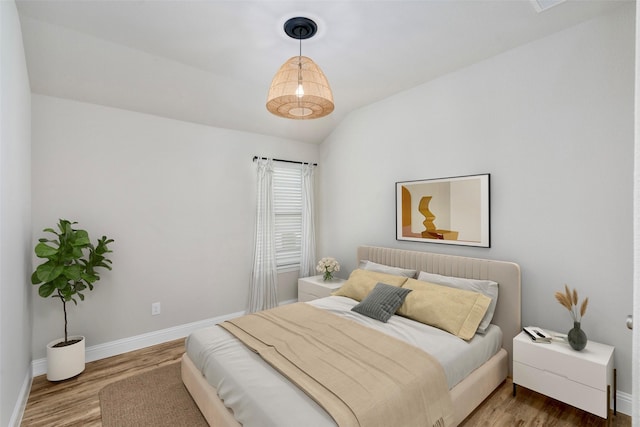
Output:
[{"xmin": 185, "ymin": 296, "xmax": 502, "ymax": 427}]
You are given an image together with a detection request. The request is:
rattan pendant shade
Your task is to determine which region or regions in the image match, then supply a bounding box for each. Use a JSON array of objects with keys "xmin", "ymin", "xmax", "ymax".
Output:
[
  {"xmin": 266, "ymin": 56, "xmax": 334, "ymax": 119},
  {"xmin": 266, "ymin": 17, "xmax": 334, "ymax": 120}
]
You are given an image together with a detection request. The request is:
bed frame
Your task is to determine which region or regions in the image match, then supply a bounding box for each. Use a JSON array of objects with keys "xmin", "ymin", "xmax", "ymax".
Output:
[{"xmin": 181, "ymin": 245, "xmax": 521, "ymax": 426}]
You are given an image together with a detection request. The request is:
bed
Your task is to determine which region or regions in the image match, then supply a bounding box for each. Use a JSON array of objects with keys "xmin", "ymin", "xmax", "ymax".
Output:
[{"xmin": 181, "ymin": 245, "xmax": 521, "ymax": 426}]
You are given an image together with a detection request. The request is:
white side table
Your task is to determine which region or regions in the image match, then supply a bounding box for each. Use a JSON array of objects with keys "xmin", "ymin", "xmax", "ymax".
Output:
[
  {"xmin": 297, "ymin": 275, "xmax": 345, "ymax": 302},
  {"xmin": 513, "ymin": 330, "xmax": 615, "ymax": 419}
]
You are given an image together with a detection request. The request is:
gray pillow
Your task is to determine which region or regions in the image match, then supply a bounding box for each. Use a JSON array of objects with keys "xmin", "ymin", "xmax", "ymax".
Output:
[{"xmin": 351, "ymin": 282, "xmax": 412, "ymax": 322}]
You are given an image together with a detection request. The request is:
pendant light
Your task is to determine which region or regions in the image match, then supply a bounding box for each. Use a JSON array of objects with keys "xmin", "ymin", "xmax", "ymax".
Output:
[{"xmin": 266, "ymin": 17, "xmax": 334, "ymax": 120}]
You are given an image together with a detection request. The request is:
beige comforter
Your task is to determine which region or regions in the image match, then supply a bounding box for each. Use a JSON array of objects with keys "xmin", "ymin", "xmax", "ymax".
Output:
[{"xmin": 220, "ymin": 303, "xmax": 454, "ymax": 427}]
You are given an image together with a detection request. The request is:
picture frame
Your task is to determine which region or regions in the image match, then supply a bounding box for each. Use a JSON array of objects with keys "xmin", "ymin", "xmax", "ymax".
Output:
[{"xmin": 396, "ymin": 174, "xmax": 490, "ymax": 247}]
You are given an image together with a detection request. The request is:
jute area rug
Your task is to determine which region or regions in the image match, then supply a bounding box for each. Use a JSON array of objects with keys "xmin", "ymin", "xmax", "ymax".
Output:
[{"xmin": 99, "ymin": 362, "xmax": 208, "ymax": 427}]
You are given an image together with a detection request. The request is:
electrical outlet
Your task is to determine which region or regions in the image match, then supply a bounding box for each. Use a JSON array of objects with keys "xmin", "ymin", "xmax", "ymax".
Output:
[{"xmin": 151, "ymin": 302, "xmax": 161, "ymax": 316}]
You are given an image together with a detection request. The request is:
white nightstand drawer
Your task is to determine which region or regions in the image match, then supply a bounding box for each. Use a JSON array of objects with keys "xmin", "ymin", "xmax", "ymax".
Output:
[
  {"xmin": 513, "ymin": 335, "xmax": 611, "ymax": 390},
  {"xmin": 514, "ymin": 361, "xmax": 608, "ymax": 417},
  {"xmin": 298, "ymin": 276, "xmax": 345, "ymax": 302}
]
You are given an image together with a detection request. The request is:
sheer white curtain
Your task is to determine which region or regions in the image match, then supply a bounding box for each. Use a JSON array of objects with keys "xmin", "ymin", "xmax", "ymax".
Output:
[
  {"xmin": 248, "ymin": 158, "xmax": 278, "ymax": 313},
  {"xmin": 299, "ymin": 163, "xmax": 316, "ymax": 277}
]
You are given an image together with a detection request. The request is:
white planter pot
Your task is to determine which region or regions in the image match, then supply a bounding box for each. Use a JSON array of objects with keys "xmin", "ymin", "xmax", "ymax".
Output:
[{"xmin": 46, "ymin": 335, "xmax": 85, "ymax": 381}]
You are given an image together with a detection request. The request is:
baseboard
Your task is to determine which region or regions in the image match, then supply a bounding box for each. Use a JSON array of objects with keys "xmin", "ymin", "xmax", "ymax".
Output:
[
  {"xmin": 31, "ymin": 309, "xmax": 244, "ymax": 377},
  {"xmin": 9, "ymin": 369, "xmax": 32, "ymax": 427},
  {"xmin": 615, "ymin": 390, "xmax": 632, "ymax": 417}
]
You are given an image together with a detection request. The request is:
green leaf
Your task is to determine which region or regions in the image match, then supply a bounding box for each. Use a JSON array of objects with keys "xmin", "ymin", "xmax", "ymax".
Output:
[
  {"xmin": 72, "ymin": 230, "xmax": 91, "ymax": 247},
  {"xmin": 95, "ymin": 237, "xmax": 114, "ymax": 255},
  {"xmin": 38, "ymin": 283, "xmax": 56, "ymax": 298},
  {"xmin": 59, "ymin": 220, "xmax": 72, "ymax": 234},
  {"xmin": 36, "ymin": 263, "xmax": 64, "ymax": 283},
  {"xmin": 70, "ymin": 246, "xmax": 84, "ymax": 260},
  {"xmin": 60, "ymin": 286, "xmax": 73, "ymax": 300},
  {"xmin": 82, "ymin": 272, "xmax": 98, "ymax": 283},
  {"xmin": 53, "ymin": 275, "xmax": 70, "ymax": 291},
  {"xmin": 31, "ymin": 270, "xmax": 42, "ymax": 285},
  {"xmin": 94, "ymin": 261, "xmax": 112, "ymax": 270},
  {"xmin": 62, "ymin": 264, "xmax": 83, "ymax": 281},
  {"xmin": 34, "ymin": 242, "xmax": 59, "ymax": 258}
]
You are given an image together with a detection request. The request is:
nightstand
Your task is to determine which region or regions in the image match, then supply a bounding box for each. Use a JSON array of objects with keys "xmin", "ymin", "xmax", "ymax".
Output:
[
  {"xmin": 513, "ymin": 330, "xmax": 615, "ymax": 419},
  {"xmin": 297, "ymin": 275, "xmax": 345, "ymax": 302}
]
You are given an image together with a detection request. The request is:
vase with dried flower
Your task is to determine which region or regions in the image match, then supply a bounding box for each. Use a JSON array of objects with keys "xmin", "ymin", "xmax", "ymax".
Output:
[{"xmin": 554, "ymin": 284, "xmax": 589, "ymax": 351}]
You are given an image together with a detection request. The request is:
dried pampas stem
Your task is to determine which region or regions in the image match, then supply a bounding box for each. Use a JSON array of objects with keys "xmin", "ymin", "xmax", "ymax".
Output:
[
  {"xmin": 580, "ymin": 298, "xmax": 589, "ymax": 318},
  {"xmin": 555, "ymin": 284, "xmax": 588, "ymax": 323}
]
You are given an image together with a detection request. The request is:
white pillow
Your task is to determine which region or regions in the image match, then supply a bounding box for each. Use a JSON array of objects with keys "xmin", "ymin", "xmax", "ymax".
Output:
[
  {"xmin": 361, "ymin": 260, "xmax": 417, "ymax": 278},
  {"xmin": 416, "ymin": 271, "xmax": 498, "ymax": 334}
]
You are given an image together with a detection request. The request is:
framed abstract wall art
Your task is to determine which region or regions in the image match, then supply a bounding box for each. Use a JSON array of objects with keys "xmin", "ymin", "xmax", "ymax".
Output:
[{"xmin": 396, "ymin": 174, "xmax": 490, "ymax": 247}]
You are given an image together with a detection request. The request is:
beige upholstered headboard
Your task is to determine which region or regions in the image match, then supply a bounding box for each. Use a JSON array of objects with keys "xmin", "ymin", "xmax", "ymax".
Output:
[{"xmin": 357, "ymin": 246, "xmax": 521, "ymax": 374}]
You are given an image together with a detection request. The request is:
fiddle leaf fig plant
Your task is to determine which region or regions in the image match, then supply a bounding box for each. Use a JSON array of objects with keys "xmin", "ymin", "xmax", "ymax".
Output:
[{"xmin": 31, "ymin": 219, "xmax": 114, "ymax": 346}]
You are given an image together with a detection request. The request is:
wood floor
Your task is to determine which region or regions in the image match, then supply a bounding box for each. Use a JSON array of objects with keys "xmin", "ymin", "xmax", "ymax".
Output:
[
  {"xmin": 21, "ymin": 338, "xmax": 632, "ymax": 426},
  {"xmin": 21, "ymin": 339, "xmax": 185, "ymax": 427}
]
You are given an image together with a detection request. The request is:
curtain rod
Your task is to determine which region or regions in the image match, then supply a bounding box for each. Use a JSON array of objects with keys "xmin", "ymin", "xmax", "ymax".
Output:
[{"xmin": 252, "ymin": 156, "xmax": 317, "ymax": 166}]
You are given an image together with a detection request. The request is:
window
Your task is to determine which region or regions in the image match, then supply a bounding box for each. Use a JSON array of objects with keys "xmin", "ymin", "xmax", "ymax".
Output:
[{"xmin": 273, "ymin": 163, "xmax": 302, "ymax": 270}]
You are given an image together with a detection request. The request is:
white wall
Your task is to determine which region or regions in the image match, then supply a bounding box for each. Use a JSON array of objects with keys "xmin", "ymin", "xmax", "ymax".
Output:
[
  {"xmin": 30, "ymin": 95, "xmax": 318, "ymax": 359},
  {"xmin": 1, "ymin": 1, "xmax": 32, "ymax": 426},
  {"xmin": 318, "ymin": 4, "xmax": 635, "ymax": 396}
]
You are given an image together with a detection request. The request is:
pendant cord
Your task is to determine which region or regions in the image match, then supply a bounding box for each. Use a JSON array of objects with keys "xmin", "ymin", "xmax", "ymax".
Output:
[
  {"xmin": 297, "ymin": 34, "xmax": 303, "ymax": 106},
  {"xmin": 298, "ymin": 35, "xmax": 302, "ymax": 79}
]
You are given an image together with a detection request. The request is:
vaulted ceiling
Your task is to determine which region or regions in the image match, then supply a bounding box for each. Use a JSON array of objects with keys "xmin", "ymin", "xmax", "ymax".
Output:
[{"xmin": 16, "ymin": 0, "xmax": 628, "ymax": 144}]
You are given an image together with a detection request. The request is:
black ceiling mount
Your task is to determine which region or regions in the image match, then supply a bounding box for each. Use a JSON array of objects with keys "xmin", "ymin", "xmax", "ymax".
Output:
[{"xmin": 284, "ymin": 17, "xmax": 317, "ymax": 40}]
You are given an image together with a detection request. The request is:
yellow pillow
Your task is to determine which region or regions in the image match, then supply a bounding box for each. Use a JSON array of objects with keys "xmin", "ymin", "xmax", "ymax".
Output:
[
  {"xmin": 332, "ymin": 269, "xmax": 408, "ymax": 301},
  {"xmin": 397, "ymin": 278, "xmax": 491, "ymax": 340}
]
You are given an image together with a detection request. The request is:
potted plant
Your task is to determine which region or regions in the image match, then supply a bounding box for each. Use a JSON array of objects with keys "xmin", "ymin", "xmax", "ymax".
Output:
[{"xmin": 31, "ymin": 219, "xmax": 114, "ymax": 381}]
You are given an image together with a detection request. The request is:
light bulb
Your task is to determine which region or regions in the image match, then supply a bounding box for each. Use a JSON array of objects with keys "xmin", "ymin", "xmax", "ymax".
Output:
[{"xmin": 295, "ymin": 83, "xmax": 304, "ymax": 98}]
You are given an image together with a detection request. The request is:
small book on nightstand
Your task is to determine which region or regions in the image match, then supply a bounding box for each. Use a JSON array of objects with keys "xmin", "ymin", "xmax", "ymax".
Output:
[{"xmin": 523, "ymin": 326, "xmax": 552, "ymax": 343}]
